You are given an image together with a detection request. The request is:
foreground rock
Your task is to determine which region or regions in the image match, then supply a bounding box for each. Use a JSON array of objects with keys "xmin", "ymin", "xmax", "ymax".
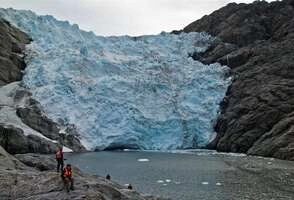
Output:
[
  {"xmin": 183, "ymin": 0, "xmax": 294, "ymax": 160},
  {"xmin": 0, "ymin": 146, "xmax": 167, "ymax": 200}
]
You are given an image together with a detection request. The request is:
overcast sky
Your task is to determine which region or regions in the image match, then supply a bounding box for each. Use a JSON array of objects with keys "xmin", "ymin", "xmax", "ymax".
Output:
[{"xmin": 0, "ymin": 0, "xmax": 276, "ymax": 36}]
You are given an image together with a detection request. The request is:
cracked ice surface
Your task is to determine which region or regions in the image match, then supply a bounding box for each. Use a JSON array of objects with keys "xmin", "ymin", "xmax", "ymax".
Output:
[{"xmin": 0, "ymin": 8, "xmax": 231, "ymax": 150}]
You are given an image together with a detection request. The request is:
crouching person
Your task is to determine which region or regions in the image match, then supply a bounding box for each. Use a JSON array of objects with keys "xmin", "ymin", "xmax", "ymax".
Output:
[{"xmin": 62, "ymin": 164, "xmax": 74, "ymax": 192}]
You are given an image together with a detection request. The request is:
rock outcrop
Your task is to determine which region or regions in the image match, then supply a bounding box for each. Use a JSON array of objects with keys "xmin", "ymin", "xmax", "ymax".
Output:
[
  {"xmin": 183, "ymin": 0, "xmax": 294, "ymax": 160},
  {"xmin": 0, "ymin": 18, "xmax": 85, "ymax": 154},
  {"xmin": 0, "ymin": 124, "xmax": 57, "ymax": 154},
  {"xmin": 0, "ymin": 146, "xmax": 167, "ymax": 200},
  {"xmin": 0, "ymin": 19, "xmax": 30, "ymax": 86}
]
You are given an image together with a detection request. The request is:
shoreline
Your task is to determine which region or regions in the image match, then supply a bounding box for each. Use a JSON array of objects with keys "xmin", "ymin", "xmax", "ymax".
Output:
[{"xmin": 65, "ymin": 150, "xmax": 294, "ymax": 200}]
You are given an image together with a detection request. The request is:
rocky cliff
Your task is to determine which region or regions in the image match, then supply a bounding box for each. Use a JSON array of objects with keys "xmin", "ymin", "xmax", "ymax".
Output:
[
  {"xmin": 183, "ymin": 0, "xmax": 294, "ymax": 160},
  {"xmin": 0, "ymin": 18, "xmax": 85, "ymax": 154},
  {"xmin": 0, "ymin": 19, "xmax": 30, "ymax": 85}
]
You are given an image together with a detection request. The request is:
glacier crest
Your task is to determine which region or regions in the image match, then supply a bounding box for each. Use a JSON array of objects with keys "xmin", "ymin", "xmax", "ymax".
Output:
[{"xmin": 0, "ymin": 8, "xmax": 231, "ymax": 150}]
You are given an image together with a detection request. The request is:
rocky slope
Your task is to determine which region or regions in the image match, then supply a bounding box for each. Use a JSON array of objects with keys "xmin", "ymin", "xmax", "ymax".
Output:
[
  {"xmin": 0, "ymin": 146, "xmax": 167, "ymax": 200},
  {"xmin": 183, "ymin": 0, "xmax": 294, "ymax": 160},
  {"xmin": 0, "ymin": 18, "xmax": 85, "ymax": 154},
  {"xmin": 0, "ymin": 19, "xmax": 30, "ymax": 85}
]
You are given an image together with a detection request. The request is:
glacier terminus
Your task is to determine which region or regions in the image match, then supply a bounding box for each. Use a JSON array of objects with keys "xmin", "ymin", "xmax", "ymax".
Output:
[{"xmin": 0, "ymin": 8, "xmax": 231, "ymax": 150}]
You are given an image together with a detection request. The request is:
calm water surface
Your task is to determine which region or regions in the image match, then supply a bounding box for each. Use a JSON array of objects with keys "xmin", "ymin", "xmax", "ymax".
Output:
[{"xmin": 66, "ymin": 150, "xmax": 294, "ymax": 200}]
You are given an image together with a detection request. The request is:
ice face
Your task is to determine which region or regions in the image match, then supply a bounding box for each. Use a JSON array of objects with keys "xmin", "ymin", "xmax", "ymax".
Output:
[{"xmin": 0, "ymin": 8, "xmax": 231, "ymax": 150}]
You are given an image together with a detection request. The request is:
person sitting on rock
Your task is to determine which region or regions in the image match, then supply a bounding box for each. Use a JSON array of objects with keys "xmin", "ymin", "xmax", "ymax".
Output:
[
  {"xmin": 106, "ymin": 174, "xmax": 111, "ymax": 180},
  {"xmin": 55, "ymin": 146, "xmax": 64, "ymax": 173},
  {"xmin": 62, "ymin": 164, "xmax": 74, "ymax": 192},
  {"xmin": 127, "ymin": 184, "xmax": 133, "ymax": 190}
]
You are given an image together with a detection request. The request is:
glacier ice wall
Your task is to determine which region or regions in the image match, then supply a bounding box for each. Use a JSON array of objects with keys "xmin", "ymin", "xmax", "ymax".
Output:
[{"xmin": 0, "ymin": 8, "xmax": 231, "ymax": 150}]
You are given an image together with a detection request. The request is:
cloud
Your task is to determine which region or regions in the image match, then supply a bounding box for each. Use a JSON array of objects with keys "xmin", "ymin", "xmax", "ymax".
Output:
[{"xmin": 0, "ymin": 0, "xmax": 276, "ymax": 36}]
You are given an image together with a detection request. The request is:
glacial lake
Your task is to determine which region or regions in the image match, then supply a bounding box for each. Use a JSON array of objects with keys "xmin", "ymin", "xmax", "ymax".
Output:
[{"xmin": 66, "ymin": 150, "xmax": 294, "ymax": 200}]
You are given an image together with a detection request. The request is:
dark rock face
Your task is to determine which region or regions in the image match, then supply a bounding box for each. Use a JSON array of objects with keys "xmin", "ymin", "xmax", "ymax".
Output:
[
  {"xmin": 0, "ymin": 19, "xmax": 30, "ymax": 86},
  {"xmin": 183, "ymin": 0, "xmax": 294, "ymax": 160},
  {"xmin": 184, "ymin": 0, "xmax": 294, "ymax": 46},
  {"xmin": 16, "ymin": 106, "xmax": 60, "ymax": 140},
  {"xmin": 16, "ymin": 101, "xmax": 85, "ymax": 152},
  {"xmin": 0, "ymin": 124, "xmax": 29, "ymax": 154},
  {"xmin": 0, "ymin": 124, "xmax": 58, "ymax": 154}
]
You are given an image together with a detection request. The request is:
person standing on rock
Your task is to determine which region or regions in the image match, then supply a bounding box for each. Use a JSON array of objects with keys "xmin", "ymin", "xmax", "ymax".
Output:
[{"xmin": 55, "ymin": 146, "xmax": 64, "ymax": 173}]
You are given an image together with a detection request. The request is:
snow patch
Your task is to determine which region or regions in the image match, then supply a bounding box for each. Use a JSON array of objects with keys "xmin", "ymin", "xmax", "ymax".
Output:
[
  {"xmin": 63, "ymin": 146, "xmax": 73, "ymax": 152},
  {"xmin": 0, "ymin": 106, "xmax": 55, "ymax": 142}
]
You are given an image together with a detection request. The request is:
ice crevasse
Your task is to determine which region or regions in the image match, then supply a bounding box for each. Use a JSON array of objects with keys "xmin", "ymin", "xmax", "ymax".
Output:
[{"xmin": 0, "ymin": 8, "xmax": 231, "ymax": 150}]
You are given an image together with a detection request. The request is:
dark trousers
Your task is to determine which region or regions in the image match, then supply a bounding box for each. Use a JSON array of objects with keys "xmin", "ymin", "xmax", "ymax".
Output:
[
  {"xmin": 56, "ymin": 159, "xmax": 64, "ymax": 173},
  {"xmin": 63, "ymin": 177, "xmax": 74, "ymax": 191}
]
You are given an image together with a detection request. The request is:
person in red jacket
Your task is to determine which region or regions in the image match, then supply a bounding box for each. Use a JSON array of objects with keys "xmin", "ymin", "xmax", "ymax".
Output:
[
  {"xmin": 55, "ymin": 147, "xmax": 64, "ymax": 173},
  {"xmin": 62, "ymin": 164, "xmax": 74, "ymax": 192}
]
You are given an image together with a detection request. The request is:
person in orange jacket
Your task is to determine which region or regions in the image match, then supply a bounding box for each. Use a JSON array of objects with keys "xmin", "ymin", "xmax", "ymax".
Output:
[
  {"xmin": 55, "ymin": 147, "xmax": 64, "ymax": 173},
  {"xmin": 62, "ymin": 164, "xmax": 74, "ymax": 192}
]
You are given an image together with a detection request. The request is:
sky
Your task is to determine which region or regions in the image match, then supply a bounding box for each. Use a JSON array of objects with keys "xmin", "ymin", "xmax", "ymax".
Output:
[{"xmin": 0, "ymin": 0, "xmax": 276, "ymax": 36}]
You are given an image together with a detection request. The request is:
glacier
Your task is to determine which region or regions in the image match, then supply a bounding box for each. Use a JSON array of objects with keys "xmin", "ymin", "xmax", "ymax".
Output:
[{"xmin": 0, "ymin": 8, "xmax": 231, "ymax": 150}]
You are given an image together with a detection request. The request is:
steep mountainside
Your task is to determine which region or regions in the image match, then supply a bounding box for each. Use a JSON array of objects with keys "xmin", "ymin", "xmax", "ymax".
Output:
[
  {"xmin": 0, "ymin": 19, "xmax": 85, "ymax": 154},
  {"xmin": 0, "ymin": 19, "xmax": 30, "ymax": 85},
  {"xmin": 183, "ymin": 0, "xmax": 294, "ymax": 160}
]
